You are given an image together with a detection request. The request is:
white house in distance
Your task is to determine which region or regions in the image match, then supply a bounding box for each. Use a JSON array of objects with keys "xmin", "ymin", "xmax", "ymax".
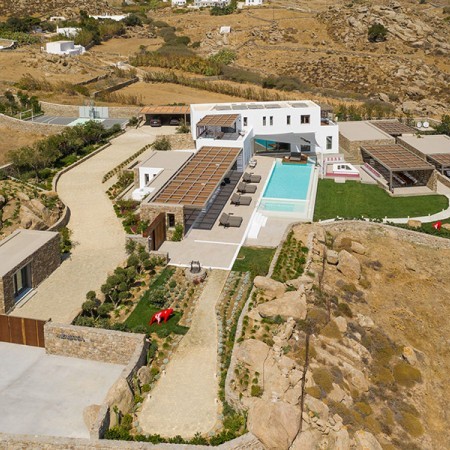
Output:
[
  {"xmin": 172, "ymin": 0, "xmax": 187, "ymax": 6},
  {"xmin": 45, "ymin": 41, "xmax": 85, "ymax": 56},
  {"xmin": 245, "ymin": 0, "xmax": 263, "ymax": 5},
  {"xmin": 190, "ymin": 100, "xmax": 339, "ymax": 168},
  {"xmin": 89, "ymin": 14, "xmax": 128, "ymax": 21},
  {"xmin": 194, "ymin": 0, "xmax": 230, "ymax": 7},
  {"xmin": 56, "ymin": 27, "xmax": 81, "ymax": 38}
]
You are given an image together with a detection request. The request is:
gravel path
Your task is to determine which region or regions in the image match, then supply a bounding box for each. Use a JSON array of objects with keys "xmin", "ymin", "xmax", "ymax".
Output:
[
  {"xmin": 11, "ymin": 128, "xmax": 172, "ymax": 323},
  {"xmin": 139, "ymin": 270, "xmax": 228, "ymax": 439}
]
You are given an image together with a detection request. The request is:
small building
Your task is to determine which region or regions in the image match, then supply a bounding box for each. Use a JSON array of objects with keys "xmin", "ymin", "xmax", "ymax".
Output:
[
  {"xmin": 194, "ymin": 0, "xmax": 230, "ymax": 7},
  {"xmin": 89, "ymin": 14, "xmax": 128, "ymax": 21},
  {"xmin": 245, "ymin": 0, "xmax": 263, "ymax": 5},
  {"xmin": 56, "ymin": 27, "xmax": 81, "ymax": 38},
  {"xmin": 140, "ymin": 105, "xmax": 190, "ymax": 126},
  {"xmin": 45, "ymin": 40, "xmax": 85, "ymax": 56},
  {"xmin": 0, "ymin": 229, "xmax": 61, "ymax": 314},
  {"xmin": 172, "ymin": 0, "xmax": 187, "ymax": 5}
]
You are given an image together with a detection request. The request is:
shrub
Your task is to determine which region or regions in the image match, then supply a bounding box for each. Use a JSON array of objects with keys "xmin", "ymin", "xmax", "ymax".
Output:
[
  {"xmin": 398, "ymin": 413, "xmax": 424, "ymax": 437},
  {"xmin": 312, "ymin": 367, "xmax": 334, "ymax": 393},
  {"xmin": 320, "ymin": 320, "xmax": 342, "ymax": 339},
  {"xmin": 250, "ymin": 384, "xmax": 263, "ymax": 397},
  {"xmin": 152, "ymin": 136, "xmax": 171, "ymax": 150},
  {"xmin": 171, "ymin": 224, "xmax": 183, "ymax": 241},
  {"xmin": 368, "ymin": 23, "xmax": 388, "ymax": 42},
  {"xmin": 337, "ymin": 302, "xmax": 353, "ymax": 317},
  {"xmin": 305, "ymin": 385, "xmax": 322, "ymax": 399},
  {"xmin": 392, "ymin": 362, "xmax": 422, "ymax": 387}
]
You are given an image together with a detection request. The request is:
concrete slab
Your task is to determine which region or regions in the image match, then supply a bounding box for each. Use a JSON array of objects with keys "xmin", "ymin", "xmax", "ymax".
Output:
[
  {"xmin": 30, "ymin": 116, "xmax": 128, "ymax": 129},
  {"xmin": 0, "ymin": 342, "xmax": 124, "ymax": 438}
]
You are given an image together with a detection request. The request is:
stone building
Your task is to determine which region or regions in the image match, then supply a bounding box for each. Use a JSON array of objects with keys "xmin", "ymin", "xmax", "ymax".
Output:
[{"xmin": 0, "ymin": 229, "xmax": 61, "ymax": 314}]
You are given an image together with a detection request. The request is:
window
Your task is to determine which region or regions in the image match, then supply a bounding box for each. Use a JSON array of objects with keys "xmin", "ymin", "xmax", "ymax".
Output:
[
  {"xmin": 287, "ymin": 115, "xmax": 291, "ymax": 125},
  {"xmin": 269, "ymin": 116, "xmax": 273, "ymax": 126},
  {"xmin": 144, "ymin": 174, "xmax": 150, "ymax": 185},
  {"xmin": 13, "ymin": 265, "xmax": 30, "ymax": 299},
  {"xmin": 301, "ymin": 115, "xmax": 310, "ymax": 124},
  {"xmin": 167, "ymin": 213, "xmax": 175, "ymax": 228},
  {"xmin": 326, "ymin": 136, "xmax": 333, "ymax": 150},
  {"xmin": 263, "ymin": 116, "xmax": 266, "ymax": 126},
  {"xmin": 301, "ymin": 144, "xmax": 311, "ymax": 152},
  {"xmin": 243, "ymin": 117, "xmax": 248, "ymax": 127}
]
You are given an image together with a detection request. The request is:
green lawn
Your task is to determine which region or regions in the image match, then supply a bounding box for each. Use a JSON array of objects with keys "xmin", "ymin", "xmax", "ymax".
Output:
[
  {"xmin": 124, "ymin": 267, "xmax": 188, "ymax": 336},
  {"xmin": 313, "ymin": 180, "xmax": 449, "ymax": 221},
  {"xmin": 232, "ymin": 246, "xmax": 276, "ymax": 277}
]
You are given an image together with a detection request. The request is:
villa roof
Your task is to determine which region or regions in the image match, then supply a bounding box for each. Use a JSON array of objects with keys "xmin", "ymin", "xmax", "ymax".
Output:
[
  {"xmin": 370, "ymin": 121, "xmax": 415, "ymax": 136},
  {"xmin": 140, "ymin": 106, "xmax": 190, "ymax": 115},
  {"xmin": 197, "ymin": 114, "xmax": 239, "ymax": 128},
  {"xmin": 361, "ymin": 144, "xmax": 433, "ymax": 172},
  {"xmin": 152, "ymin": 146, "xmax": 241, "ymax": 207},
  {"xmin": 426, "ymin": 153, "xmax": 450, "ymax": 168}
]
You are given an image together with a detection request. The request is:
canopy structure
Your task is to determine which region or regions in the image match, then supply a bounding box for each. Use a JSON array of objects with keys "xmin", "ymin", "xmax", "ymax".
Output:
[
  {"xmin": 361, "ymin": 144, "xmax": 434, "ymax": 190},
  {"xmin": 197, "ymin": 114, "xmax": 239, "ymax": 128},
  {"xmin": 370, "ymin": 121, "xmax": 415, "ymax": 137},
  {"xmin": 153, "ymin": 146, "xmax": 241, "ymax": 208},
  {"xmin": 140, "ymin": 106, "xmax": 190, "ymax": 125},
  {"xmin": 426, "ymin": 153, "xmax": 450, "ymax": 174}
]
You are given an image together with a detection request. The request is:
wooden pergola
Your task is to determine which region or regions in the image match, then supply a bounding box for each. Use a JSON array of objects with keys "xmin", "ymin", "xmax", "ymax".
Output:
[{"xmin": 426, "ymin": 153, "xmax": 450, "ymax": 175}]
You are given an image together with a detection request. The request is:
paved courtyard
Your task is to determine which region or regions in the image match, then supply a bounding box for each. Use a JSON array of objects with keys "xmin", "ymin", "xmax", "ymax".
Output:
[
  {"xmin": 0, "ymin": 342, "xmax": 124, "ymax": 438},
  {"xmin": 12, "ymin": 127, "xmax": 175, "ymax": 323},
  {"xmin": 139, "ymin": 270, "xmax": 227, "ymax": 438}
]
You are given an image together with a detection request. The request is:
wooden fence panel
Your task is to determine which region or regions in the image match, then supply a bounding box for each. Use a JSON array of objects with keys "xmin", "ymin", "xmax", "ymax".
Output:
[{"xmin": 0, "ymin": 314, "xmax": 46, "ymax": 347}]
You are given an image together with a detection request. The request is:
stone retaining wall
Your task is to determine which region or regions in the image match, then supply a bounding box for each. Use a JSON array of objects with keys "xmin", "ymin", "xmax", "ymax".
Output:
[
  {"xmin": 48, "ymin": 205, "xmax": 71, "ymax": 231},
  {"xmin": 40, "ymin": 101, "xmax": 141, "ymax": 119},
  {"xmin": 0, "ymin": 113, "xmax": 64, "ymax": 135},
  {"xmin": 0, "ymin": 432, "xmax": 263, "ymax": 449},
  {"xmin": 92, "ymin": 77, "xmax": 139, "ymax": 99},
  {"xmin": 339, "ymin": 135, "xmax": 394, "ymax": 163},
  {"xmin": 44, "ymin": 323, "xmax": 146, "ymax": 365}
]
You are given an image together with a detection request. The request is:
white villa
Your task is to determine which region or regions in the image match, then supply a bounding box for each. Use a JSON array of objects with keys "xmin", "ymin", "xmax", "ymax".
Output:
[
  {"xmin": 44, "ymin": 41, "xmax": 85, "ymax": 56},
  {"xmin": 172, "ymin": 0, "xmax": 187, "ymax": 5},
  {"xmin": 194, "ymin": 0, "xmax": 230, "ymax": 7},
  {"xmin": 245, "ymin": 0, "xmax": 263, "ymax": 5},
  {"xmin": 89, "ymin": 14, "xmax": 129, "ymax": 21},
  {"xmin": 56, "ymin": 27, "xmax": 81, "ymax": 38},
  {"xmin": 190, "ymin": 100, "xmax": 339, "ymax": 167}
]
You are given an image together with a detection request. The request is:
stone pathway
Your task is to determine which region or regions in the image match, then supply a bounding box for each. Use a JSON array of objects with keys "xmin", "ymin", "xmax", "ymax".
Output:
[
  {"xmin": 11, "ymin": 127, "xmax": 174, "ymax": 323},
  {"xmin": 139, "ymin": 270, "xmax": 228, "ymax": 438}
]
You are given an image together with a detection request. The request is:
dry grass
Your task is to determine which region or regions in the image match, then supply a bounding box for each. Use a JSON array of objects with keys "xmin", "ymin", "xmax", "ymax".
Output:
[{"xmin": 0, "ymin": 126, "xmax": 46, "ymax": 165}]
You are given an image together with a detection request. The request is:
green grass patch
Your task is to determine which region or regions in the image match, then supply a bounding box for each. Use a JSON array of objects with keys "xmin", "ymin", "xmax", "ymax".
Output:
[
  {"xmin": 313, "ymin": 180, "xmax": 448, "ymax": 221},
  {"xmin": 232, "ymin": 246, "xmax": 275, "ymax": 278}
]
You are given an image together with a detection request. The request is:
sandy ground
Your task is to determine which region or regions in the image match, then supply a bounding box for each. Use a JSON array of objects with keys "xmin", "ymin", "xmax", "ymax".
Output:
[
  {"xmin": 11, "ymin": 127, "xmax": 176, "ymax": 323},
  {"xmin": 0, "ymin": 126, "xmax": 46, "ymax": 165},
  {"xmin": 139, "ymin": 270, "xmax": 227, "ymax": 438},
  {"xmin": 118, "ymin": 81, "xmax": 248, "ymax": 105}
]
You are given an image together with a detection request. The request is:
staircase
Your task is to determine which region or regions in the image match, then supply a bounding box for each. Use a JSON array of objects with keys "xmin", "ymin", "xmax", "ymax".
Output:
[{"xmin": 247, "ymin": 211, "xmax": 268, "ymax": 239}]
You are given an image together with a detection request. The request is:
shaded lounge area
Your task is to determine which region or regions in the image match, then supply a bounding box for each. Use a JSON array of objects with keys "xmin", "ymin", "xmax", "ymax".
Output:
[
  {"xmin": 196, "ymin": 114, "xmax": 241, "ymax": 140},
  {"xmin": 361, "ymin": 144, "xmax": 435, "ymax": 192},
  {"xmin": 426, "ymin": 154, "xmax": 450, "ymax": 177}
]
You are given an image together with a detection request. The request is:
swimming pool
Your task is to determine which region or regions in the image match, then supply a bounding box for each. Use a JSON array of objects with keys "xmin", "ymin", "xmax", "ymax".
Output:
[{"xmin": 258, "ymin": 160, "xmax": 315, "ymax": 218}]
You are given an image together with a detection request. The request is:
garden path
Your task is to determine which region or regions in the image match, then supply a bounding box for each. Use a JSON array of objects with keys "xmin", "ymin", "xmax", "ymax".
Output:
[
  {"xmin": 139, "ymin": 269, "xmax": 228, "ymax": 438},
  {"xmin": 11, "ymin": 127, "xmax": 175, "ymax": 323}
]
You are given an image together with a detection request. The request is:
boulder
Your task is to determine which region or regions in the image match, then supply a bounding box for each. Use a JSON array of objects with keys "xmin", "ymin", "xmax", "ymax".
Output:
[
  {"xmin": 334, "ymin": 316, "xmax": 347, "ymax": 333},
  {"xmin": 104, "ymin": 378, "xmax": 134, "ymax": 426},
  {"xmin": 442, "ymin": 223, "xmax": 450, "ymax": 231},
  {"xmin": 345, "ymin": 367, "xmax": 369, "ymax": 393},
  {"xmin": 29, "ymin": 198, "xmax": 50, "ymax": 218},
  {"xmin": 257, "ymin": 291, "xmax": 307, "ymax": 321},
  {"xmin": 327, "ymin": 249, "xmax": 339, "ymax": 265},
  {"xmin": 235, "ymin": 339, "xmax": 270, "ymax": 374},
  {"xmin": 402, "ymin": 346, "xmax": 418, "ymax": 366},
  {"xmin": 304, "ymin": 395, "xmax": 329, "ymax": 421},
  {"xmin": 137, "ymin": 366, "xmax": 151, "ymax": 385},
  {"xmin": 247, "ymin": 399, "xmax": 301, "ymax": 450},
  {"xmin": 16, "ymin": 192, "xmax": 30, "ymax": 202},
  {"xmin": 19, "ymin": 205, "xmax": 46, "ymax": 230},
  {"xmin": 254, "ymin": 276, "xmax": 286, "ymax": 299},
  {"xmin": 337, "ymin": 250, "xmax": 361, "ymax": 280},
  {"xmin": 0, "ymin": 194, "xmax": 5, "ymax": 208},
  {"xmin": 283, "ymin": 383, "xmax": 302, "ymax": 405},
  {"xmin": 83, "ymin": 404, "xmax": 101, "ymax": 434},
  {"xmin": 263, "ymin": 357, "xmax": 291, "ymax": 399},
  {"xmin": 407, "ymin": 219, "xmax": 422, "ymax": 228},
  {"xmin": 356, "ymin": 313, "xmax": 374, "ymax": 329},
  {"xmin": 354, "ymin": 430, "xmax": 383, "ymax": 450},
  {"xmin": 330, "ymin": 428, "xmax": 350, "ymax": 450},
  {"xmin": 350, "ymin": 241, "xmax": 366, "ymax": 255},
  {"xmin": 291, "ymin": 429, "xmax": 324, "ymax": 450}
]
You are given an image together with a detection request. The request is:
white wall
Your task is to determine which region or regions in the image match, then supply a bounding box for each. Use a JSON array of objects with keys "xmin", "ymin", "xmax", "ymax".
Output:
[
  {"xmin": 138, "ymin": 167, "xmax": 163, "ymax": 189},
  {"xmin": 245, "ymin": 0, "xmax": 263, "ymax": 5}
]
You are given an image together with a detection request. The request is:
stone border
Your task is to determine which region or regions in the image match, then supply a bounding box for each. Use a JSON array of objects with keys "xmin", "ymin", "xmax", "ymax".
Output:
[
  {"xmin": 48, "ymin": 205, "xmax": 71, "ymax": 231},
  {"xmin": 0, "ymin": 431, "xmax": 262, "ymax": 449}
]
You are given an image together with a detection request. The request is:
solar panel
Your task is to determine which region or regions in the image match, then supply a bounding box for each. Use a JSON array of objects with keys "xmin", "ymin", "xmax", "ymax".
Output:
[
  {"xmin": 215, "ymin": 105, "xmax": 231, "ymax": 110},
  {"xmin": 264, "ymin": 103, "xmax": 281, "ymax": 108},
  {"xmin": 289, "ymin": 102, "xmax": 309, "ymax": 108}
]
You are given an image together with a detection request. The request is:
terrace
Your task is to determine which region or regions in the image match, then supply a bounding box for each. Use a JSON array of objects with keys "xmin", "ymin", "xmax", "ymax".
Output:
[{"xmin": 196, "ymin": 114, "xmax": 242, "ymax": 141}]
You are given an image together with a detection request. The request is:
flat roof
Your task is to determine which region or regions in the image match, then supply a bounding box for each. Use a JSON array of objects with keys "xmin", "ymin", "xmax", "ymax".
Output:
[
  {"xmin": 361, "ymin": 144, "xmax": 433, "ymax": 172},
  {"xmin": 399, "ymin": 134, "xmax": 450, "ymax": 156},
  {"xmin": 370, "ymin": 120, "xmax": 416, "ymax": 136},
  {"xmin": 197, "ymin": 114, "xmax": 239, "ymax": 127},
  {"xmin": 427, "ymin": 153, "xmax": 450, "ymax": 168},
  {"xmin": 0, "ymin": 229, "xmax": 58, "ymax": 277},
  {"xmin": 338, "ymin": 121, "xmax": 393, "ymax": 142},
  {"xmin": 191, "ymin": 100, "xmax": 319, "ymax": 113},
  {"xmin": 140, "ymin": 106, "xmax": 190, "ymax": 115},
  {"xmin": 152, "ymin": 146, "xmax": 241, "ymax": 208}
]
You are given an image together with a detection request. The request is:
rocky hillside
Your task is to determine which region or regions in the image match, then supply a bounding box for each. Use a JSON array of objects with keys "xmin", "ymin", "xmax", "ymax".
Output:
[
  {"xmin": 228, "ymin": 222, "xmax": 450, "ymax": 450},
  {"xmin": 0, "ymin": 180, "xmax": 63, "ymax": 237}
]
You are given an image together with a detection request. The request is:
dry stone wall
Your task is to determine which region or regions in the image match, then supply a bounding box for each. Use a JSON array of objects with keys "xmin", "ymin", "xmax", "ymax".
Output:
[
  {"xmin": 44, "ymin": 323, "xmax": 146, "ymax": 365},
  {"xmin": 339, "ymin": 134, "xmax": 394, "ymax": 163}
]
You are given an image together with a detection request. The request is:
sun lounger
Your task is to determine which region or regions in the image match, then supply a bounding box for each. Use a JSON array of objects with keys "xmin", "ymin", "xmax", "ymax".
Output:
[
  {"xmin": 249, "ymin": 159, "xmax": 257, "ymax": 169},
  {"xmin": 243, "ymin": 172, "xmax": 261, "ymax": 183},
  {"xmin": 237, "ymin": 182, "xmax": 257, "ymax": 194},
  {"xmin": 231, "ymin": 193, "xmax": 252, "ymax": 206},
  {"xmin": 219, "ymin": 213, "xmax": 243, "ymax": 228}
]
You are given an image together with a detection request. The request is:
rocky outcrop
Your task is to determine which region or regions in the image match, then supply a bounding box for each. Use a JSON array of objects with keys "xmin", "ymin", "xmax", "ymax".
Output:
[
  {"xmin": 235, "ymin": 339, "xmax": 271, "ymax": 375},
  {"xmin": 104, "ymin": 378, "xmax": 134, "ymax": 426},
  {"xmin": 337, "ymin": 250, "xmax": 361, "ymax": 280},
  {"xmin": 247, "ymin": 398, "xmax": 301, "ymax": 450},
  {"xmin": 253, "ymin": 276, "xmax": 286, "ymax": 299},
  {"xmin": 257, "ymin": 290, "xmax": 307, "ymax": 321},
  {"xmin": 354, "ymin": 430, "xmax": 383, "ymax": 450}
]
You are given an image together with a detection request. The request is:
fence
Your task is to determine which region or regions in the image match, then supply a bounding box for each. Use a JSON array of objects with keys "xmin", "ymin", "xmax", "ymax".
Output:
[{"xmin": 0, "ymin": 314, "xmax": 46, "ymax": 347}]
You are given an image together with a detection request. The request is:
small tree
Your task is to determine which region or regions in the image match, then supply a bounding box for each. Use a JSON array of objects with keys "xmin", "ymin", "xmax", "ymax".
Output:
[
  {"xmin": 152, "ymin": 136, "xmax": 171, "ymax": 151},
  {"xmin": 368, "ymin": 23, "xmax": 388, "ymax": 42}
]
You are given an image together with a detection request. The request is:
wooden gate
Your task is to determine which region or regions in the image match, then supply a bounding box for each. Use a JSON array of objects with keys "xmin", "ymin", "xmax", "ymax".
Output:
[
  {"xmin": 145, "ymin": 213, "xmax": 167, "ymax": 251},
  {"xmin": 0, "ymin": 314, "xmax": 46, "ymax": 347}
]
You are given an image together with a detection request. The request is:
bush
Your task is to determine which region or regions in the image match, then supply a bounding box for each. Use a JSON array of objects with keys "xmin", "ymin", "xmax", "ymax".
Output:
[
  {"xmin": 152, "ymin": 136, "xmax": 171, "ymax": 150},
  {"xmin": 320, "ymin": 320, "xmax": 342, "ymax": 339},
  {"xmin": 398, "ymin": 412, "xmax": 424, "ymax": 437},
  {"xmin": 337, "ymin": 302, "xmax": 353, "ymax": 317},
  {"xmin": 392, "ymin": 362, "xmax": 422, "ymax": 387},
  {"xmin": 250, "ymin": 384, "xmax": 263, "ymax": 397},
  {"xmin": 312, "ymin": 367, "xmax": 333, "ymax": 393},
  {"xmin": 368, "ymin": 23, "xmax": 388, "ymax": 42},
  {"xmin": 171, "ymin": 224, "xmax": 183, "ymax": 241}
]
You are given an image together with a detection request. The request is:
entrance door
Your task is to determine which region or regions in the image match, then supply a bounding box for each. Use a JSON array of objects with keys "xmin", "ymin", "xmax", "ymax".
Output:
[{"xmin": 13, "ymin": 265, "xmax": 31, "ymax": 301}]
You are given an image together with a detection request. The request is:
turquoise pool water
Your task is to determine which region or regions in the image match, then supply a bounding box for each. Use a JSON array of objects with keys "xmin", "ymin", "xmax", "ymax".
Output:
[{"xmin": 263, "ymin": 161, "xmax": 313, "ymax": 200}]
